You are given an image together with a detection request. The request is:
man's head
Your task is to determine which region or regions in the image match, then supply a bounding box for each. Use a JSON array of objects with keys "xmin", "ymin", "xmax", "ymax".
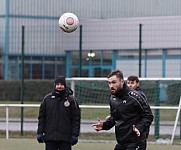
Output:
[
  {"xmin": 107, "ymin": 70, "xmax": 124, "ymax": 95},
  {"xmin": 54, "ymin": 76, "xmax": 66, "ymax": 91},
  {"xmin": 127, "ymin": 75, "xmax": 139, "ymax": 90}
]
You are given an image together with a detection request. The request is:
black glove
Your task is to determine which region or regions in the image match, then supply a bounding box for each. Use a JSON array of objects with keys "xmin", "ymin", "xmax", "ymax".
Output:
[
  {"xmin": 37, "ymin": 133, "xmax": 44, "ymax": 143},
  {"xmin": 71, "ymin": 135, "xmax": 78, "ymax": 146}
]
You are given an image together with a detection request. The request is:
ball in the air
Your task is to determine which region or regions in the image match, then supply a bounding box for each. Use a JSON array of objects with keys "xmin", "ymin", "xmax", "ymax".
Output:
[{"xmin": 58, "ymin": 12, "xmax": 79, "ymax": 33}]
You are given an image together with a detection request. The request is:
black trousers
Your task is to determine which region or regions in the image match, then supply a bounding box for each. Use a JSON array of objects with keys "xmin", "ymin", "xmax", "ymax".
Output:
[
  {"xmin": 45, "ymin": 141, "xmax": 71, "ymax": 150},
  {"xmin": 114, "ymin": 139, "xmax": 147, "ymax": 150}
]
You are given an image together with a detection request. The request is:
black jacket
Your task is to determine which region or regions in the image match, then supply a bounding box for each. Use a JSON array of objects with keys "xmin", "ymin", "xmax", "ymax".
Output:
[
  {"xmin": 37, "ymin": 88, "xmax": 80, "ymax": 142},
  {"xmin": 135, "ymin": 86, "xmax": 150, "ymax": 138},
  {"xmin": 102, "ymin": 84, "xmax": 153, "ymax": 144}
]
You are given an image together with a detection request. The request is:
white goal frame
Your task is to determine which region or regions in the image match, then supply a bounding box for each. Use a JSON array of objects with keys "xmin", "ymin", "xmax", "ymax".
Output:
[{"xmin": 171, "ymin": 96, "xmax": 181, "ymax": 144}]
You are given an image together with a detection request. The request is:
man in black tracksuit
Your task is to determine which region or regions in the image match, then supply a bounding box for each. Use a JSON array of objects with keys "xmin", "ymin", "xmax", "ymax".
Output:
[
  {"xmin": 127, "ymin": 75, "xmax": 150, "ymax": 140},
  {"xmin": 92, "ymin": 70, "xmax": 153, "ymax": 150},
  {"xmin": 37, "ymin": 76, "xmax": 80, "ymax": 150}
]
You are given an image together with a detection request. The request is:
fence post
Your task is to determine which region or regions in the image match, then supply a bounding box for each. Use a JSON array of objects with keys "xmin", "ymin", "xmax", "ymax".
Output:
[
  {"xmin": 20, "ymin": 25, "xmax": 25, "ymax": 136},
  {"xmin": 154, "ymin": 81, "xmax": 160, "ymax": 138},
  {"xmin": 79, "ymin": 25, "xmax": 82, "ymax": 77},
  {"xmin": 6, "ymin": 106, "xmax": 9, "ymax": 139},
  {"xmin": 139, "ymin": 24, "xmax": 142, "ymax": 77}
]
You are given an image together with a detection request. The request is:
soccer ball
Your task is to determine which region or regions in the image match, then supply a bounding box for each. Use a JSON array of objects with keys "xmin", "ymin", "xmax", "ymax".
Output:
[{"xmin": 58, "ymin": 12, "xmax": 79, "ymax": 33}]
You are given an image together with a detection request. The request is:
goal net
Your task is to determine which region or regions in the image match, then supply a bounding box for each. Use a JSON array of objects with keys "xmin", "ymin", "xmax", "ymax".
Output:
[{"xmin": 67, "ymin": 78, "xmax": 181, "ymax": 144}]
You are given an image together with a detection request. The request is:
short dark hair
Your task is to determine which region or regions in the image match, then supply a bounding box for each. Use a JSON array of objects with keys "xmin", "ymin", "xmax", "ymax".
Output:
[
  {"xmin": 107, "ymin": 70, "xmax": 124, "ymax": 79},
  {"xmin": 127, "ymin": 75, "xmax": 139, "ymax": 83}
]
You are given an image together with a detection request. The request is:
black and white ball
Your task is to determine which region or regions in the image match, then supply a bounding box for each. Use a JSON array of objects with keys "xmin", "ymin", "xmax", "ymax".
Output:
[{"xmin": 58, "ymin": 12, "xmax": 79, "ymax": 33}]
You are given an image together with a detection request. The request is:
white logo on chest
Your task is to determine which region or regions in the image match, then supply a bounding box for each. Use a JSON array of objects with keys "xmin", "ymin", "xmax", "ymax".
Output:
[
  {"xmin": 123, "ymin": 100, "xmax": 127, "ymax": 104},
  {"xmin": 64, "ymin": 100, "xmax": 70, "ymax": 107},
  {"xmin": 113, "ymin": 97, "xmax": 116, "ymax": 101}
]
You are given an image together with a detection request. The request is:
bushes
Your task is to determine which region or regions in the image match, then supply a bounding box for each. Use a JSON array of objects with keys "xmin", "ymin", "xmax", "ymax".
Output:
[{"xmin": 0, "ymin": 80, "xmax": 53, "ymax": 102}]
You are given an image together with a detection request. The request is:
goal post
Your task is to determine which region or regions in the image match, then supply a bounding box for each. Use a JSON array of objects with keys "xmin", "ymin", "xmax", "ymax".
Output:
[{"xmin": 171, "ymin": 96, "xmax": 181, "ymax": 144}]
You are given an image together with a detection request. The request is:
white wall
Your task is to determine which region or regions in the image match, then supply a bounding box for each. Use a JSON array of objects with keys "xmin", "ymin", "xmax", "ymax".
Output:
[{"xmin": 116, "ymin": 58, "xmax": 181, "ymax": 78}]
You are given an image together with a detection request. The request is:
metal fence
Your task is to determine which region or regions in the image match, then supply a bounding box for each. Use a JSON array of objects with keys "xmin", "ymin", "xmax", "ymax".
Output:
[{"xmin": 0, "ymin": 103, "xmax": 180, "ymax": 145}]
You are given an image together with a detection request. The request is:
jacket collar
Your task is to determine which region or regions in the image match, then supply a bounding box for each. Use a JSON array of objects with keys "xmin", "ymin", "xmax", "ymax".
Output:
[{"xmin": 114, "ymin": 83, "xmax": 129, "ymax": 98}]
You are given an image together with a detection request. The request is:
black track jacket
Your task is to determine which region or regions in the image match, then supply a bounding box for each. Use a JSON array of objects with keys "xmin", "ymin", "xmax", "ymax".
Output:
[
  {"xmin": 102, "ymin": 84, "xmax": 153, "ymax": 144},
  {"xmin": 37, "ymin": 88, "xmax": 80, "ymax": 142}
]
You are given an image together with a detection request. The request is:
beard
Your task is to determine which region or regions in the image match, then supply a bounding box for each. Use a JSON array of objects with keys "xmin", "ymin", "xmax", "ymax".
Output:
[{"xmin": 110, "ymin": 86, "xmax": 122, "ymax": 95}]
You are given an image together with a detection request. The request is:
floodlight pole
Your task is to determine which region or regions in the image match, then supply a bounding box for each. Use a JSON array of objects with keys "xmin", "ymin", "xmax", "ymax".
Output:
[
  {"xmin": 20, "ymin": 25, "xmax": 25, "ymax": 135},
  {"xmin": 138, "ymin": 24, "xmax": 142, "ymax": 77}
]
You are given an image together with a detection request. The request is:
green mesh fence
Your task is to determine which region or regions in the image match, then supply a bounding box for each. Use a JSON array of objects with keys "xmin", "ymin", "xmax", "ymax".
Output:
[
  {"xmin": 0, "ymin": 78, "xmax": 180, "ymax": 105},
  {"xmin": 66, "ymin": 78, "xmax": 181, "ymax": 106}
]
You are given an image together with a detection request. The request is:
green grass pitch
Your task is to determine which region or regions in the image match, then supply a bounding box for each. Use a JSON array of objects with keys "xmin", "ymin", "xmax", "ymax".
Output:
[{"xmin": 0, "ymin": 139, "xmax": 181, "ymax": 150}]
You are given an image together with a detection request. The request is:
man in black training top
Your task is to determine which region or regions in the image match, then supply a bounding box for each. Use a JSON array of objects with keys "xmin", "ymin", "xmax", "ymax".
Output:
[{"xmin": 92, "ymin": 70, "xmax": 153, "ymax": 150}]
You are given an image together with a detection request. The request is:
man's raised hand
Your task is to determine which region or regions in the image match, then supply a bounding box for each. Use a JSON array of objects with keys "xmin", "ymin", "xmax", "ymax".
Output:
[{"xmin": 92, "ymin": 118, "xmax": 103, "ymax": 132}]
